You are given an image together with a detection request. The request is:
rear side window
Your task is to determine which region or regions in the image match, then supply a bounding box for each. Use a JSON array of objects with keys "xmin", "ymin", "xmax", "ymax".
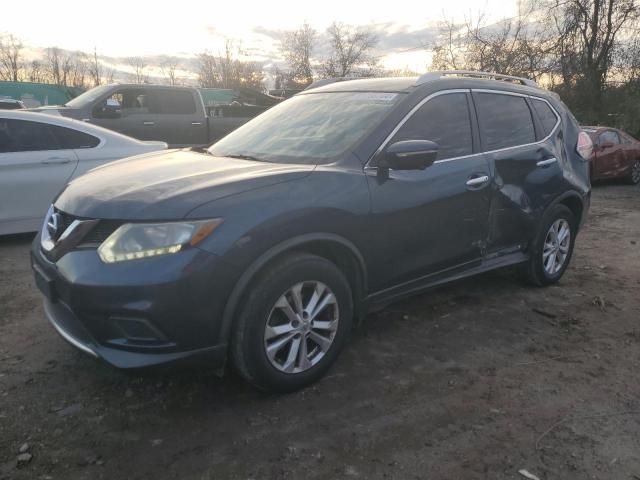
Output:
[
  {"xmin": 0, "ymin": 118, "xmax": 58, "ymax": 153},
  {"xmin": 49, "ymin": 125, "xmax": 100, "ymax": 149},
  {"xmin": 391, "ymin": 93, "xmax": 473, "ymax": 160},
  {"xmin": 475, "ymin": 93, "xmax": 535, "ymax": 150},
  {"xmin": 531, "ymin": 98, "xmax": 559, "ymax": 137},
  {"xmin": 599, "ymin": 130, "xmax": 620, "ymax": 145},
  {"xmin": 154, "ymin": 90, "xmax": 197, "ymax": 114}
]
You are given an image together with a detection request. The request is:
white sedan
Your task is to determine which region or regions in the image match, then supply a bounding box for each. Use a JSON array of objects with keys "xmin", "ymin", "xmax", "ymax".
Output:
[{"xmin": 0, "ymin": 111, "xmax": 167, "ymax": 235}]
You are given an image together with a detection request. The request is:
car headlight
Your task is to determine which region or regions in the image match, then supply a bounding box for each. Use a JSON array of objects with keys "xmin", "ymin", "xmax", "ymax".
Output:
[{"xmin": 98, "ymin": 219, "xmax": 222, "ymax": 263}]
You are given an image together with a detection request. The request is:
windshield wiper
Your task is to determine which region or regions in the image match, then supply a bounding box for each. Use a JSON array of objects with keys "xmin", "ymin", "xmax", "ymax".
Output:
[{"xmin": 224, "ymin": 154, "xmax": 263, "ymax": 162}]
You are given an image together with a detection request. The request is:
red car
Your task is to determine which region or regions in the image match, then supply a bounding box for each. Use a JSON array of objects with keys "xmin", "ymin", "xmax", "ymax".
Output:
[{"xmin": 583, "ymin": 126, "xmax": 640, "ymax": 184}]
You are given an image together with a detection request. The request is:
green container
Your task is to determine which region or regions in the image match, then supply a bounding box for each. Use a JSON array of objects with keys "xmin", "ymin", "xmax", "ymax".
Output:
[{"xmin": 0, "ymin": 81, "xmax": 85, "ymax": 108}]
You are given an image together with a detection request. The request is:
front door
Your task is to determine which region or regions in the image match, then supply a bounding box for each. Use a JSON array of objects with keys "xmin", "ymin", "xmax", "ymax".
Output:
[
  {"xmin": 366, "ymin": 91, "xmax": 492, "ymax": 293},
  {"xmin": 0, "ymin": 118, "xmax": 78, "ymax": 233},
  {"xmin": 91, "ymin": 87, "xmax": 160, "ymax": 141}
]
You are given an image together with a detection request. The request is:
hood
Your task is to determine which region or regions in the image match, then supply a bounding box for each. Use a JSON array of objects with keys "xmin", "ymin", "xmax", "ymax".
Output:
[
  {"xmin": 27, "ymin": 105, "xmax": 70, "ymax": 116},
  {"xmin": 55, "ymin": 150, "xmax": 314, "ymax": 220}
]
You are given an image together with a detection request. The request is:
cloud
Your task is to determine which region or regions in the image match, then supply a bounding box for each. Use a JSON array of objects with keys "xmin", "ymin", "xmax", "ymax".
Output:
[
  {"xmin": 371, "ymin": 23, "xmax": 438, "ymax": 52},
  {"xmin": 252, "ymin": 26, "xmax": 283, "ymax": 41}
]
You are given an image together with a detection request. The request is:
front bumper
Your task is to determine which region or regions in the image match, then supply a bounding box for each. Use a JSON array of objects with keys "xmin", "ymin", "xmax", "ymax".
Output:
[{"xmin": 31, "ymin": 235, "xmax": 240, "ymax": 369}]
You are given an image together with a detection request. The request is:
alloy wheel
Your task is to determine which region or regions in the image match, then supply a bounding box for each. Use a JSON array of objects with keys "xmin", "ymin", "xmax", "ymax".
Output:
[
  {"xmin": 543, "ymin": 219, "xmax": 571, "ymax": 276},
  {"xmin": 632, "ymin": 161, "xmax": 640, "ymax": 184},
  {"xmin": 263, "ymin": 281, "xmax": 339, "ymax": 374}
]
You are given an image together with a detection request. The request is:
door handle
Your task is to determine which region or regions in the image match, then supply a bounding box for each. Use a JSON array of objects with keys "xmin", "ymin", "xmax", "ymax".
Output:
[
  {"xmin": 41, "ymin": 157, "xmax": 71, "ymax": 165},
  {"xmin": 143, "ymin": 121, "xmax": 155, "ymax": 126},
  {"xmin": 536, "ymin": 157, "xmax": 557, "ymax": 167},
  {"xmin": 191, "ymin": 121, "xmax": 203, "ymax": 126},
  {"xmin": 466, "ymin": 175, "xmax": 490, "ymax": 187}
]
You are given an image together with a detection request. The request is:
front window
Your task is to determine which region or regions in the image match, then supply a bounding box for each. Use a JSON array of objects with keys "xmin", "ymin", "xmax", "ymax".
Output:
[{"xmin": 208, "ymin": 92, "xmax": 403, "ymax": 164}]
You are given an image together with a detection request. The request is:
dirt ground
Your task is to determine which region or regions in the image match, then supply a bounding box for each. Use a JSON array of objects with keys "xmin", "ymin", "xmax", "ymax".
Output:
[{"xmin": 1, "ymin": 183, "xmax": 639, "ymax": 480}]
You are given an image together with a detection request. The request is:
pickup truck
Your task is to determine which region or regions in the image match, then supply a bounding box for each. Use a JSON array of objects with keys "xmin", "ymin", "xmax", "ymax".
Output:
[{"xmin": 29, "ymin": 84, "xmax": 274, "ymax": 148}]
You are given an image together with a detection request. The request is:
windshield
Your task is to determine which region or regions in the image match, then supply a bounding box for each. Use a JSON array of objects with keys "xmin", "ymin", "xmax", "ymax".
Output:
[
  {"xmin": 208, "ymin": 91, "xmax": 403, "ymax": 164},
  {"xmin": 65, "ymin": 85, "xmax": 114, "ymax": 108}
]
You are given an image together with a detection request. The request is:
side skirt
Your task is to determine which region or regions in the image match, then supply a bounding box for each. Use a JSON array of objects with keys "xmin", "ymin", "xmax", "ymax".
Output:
[{"xmin": 366, "ymin": 251, "xmax": 529, "ymax": 310}]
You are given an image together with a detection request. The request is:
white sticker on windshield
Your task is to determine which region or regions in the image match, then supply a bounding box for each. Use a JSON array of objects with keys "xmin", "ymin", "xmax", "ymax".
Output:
[{"xmin": 358, "ymin": 93, "xmax": 398, "ymax": 103}]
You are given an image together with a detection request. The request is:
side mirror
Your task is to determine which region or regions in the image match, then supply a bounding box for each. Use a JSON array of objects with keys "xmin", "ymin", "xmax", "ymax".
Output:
[
  {"xmin": 93, "ymin": 101, "xmax": 121, "ymax": 119},
  {"xmin": 379, "ymin": 140, "xmax": 439, "ymax": 170},
  {"xmin": 599, "ymin": 141, "xmax": 614, "ymax": 150}
]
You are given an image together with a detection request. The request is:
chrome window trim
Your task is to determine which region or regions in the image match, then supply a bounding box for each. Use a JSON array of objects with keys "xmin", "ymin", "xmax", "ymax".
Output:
[
  {"xmin": 365, "ymin": 89, "xmax": 469, "ymax": 170},
  {"xmin": 365, "ymin": 88, "xmax": 562, "ymax": 171},
  {"xmin": 471, "ymin": 88, "xmax": 561, "ymax": 147}
]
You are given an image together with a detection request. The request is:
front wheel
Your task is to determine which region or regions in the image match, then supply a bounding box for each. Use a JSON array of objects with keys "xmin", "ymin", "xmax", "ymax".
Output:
[
  {"xmin": 231, "ymin": 253, "xmax": 353, "ymax": 392},
  {"xmin": 523, "ymin": 204, "xmax": 577, "ymax": 286},
  {"xmin": 627, "ymin": 160, "xmax": 640, "ymax": 185}
]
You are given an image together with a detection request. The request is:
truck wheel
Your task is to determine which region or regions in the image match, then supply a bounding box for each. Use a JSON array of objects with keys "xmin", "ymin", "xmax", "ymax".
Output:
[
  {"xmin": 523, "ymin": 204, "xmax": 577, "ymax": 286},
  {"xmin": 231, "ymin": 253, "xmax": 353, "ymax": 392}
]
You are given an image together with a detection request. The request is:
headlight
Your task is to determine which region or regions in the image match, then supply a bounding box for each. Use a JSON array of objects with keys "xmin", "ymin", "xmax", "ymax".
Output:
[{"xmin": 98, "ymin": 219, "xmax": 222, "ymax": 263}]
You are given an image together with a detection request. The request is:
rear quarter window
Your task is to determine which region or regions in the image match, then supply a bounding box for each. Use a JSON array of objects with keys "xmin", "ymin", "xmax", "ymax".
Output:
[
  {"xmin": 49, "ymin": 125, "xmax": 100, "ymax": 149},
  {"xmin": 475, "ymin": 93, "xmax": 536, "ymax": 151},
  {"xmin": 531, "ymin": 98, "xmax": 559, "ymax": 137}
]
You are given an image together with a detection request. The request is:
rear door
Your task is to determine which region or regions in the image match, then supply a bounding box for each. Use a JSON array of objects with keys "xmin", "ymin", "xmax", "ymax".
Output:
[
  {"xmin": 47, "ymin": 124, "xmax": 103, "ymax": 178},
  {"xmin": 366, "ymin": 91, "xmax": 492, "ymax": 291},
  {"xmin": 0, "ymin": 118, "xmax": 78, "ymax": 232},
  {"xmin": 152, "ymin": 89, "xmax": 208, "ymax": 147},
  {"xmin": 474, "ymin": 91, "xmax": 560, "ymax": 254}
]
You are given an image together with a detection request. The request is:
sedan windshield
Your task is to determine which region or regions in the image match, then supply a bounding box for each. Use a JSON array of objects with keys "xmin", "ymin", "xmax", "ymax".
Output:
[{"xmin": 208, "ymin": 91, "xmax": 403, "ymax": 164}]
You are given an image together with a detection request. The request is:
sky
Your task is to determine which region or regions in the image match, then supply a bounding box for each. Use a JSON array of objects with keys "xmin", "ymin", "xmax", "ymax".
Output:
[{"xmin": 1, "ymin": 0, "xmax": 519, "ymax": 72}]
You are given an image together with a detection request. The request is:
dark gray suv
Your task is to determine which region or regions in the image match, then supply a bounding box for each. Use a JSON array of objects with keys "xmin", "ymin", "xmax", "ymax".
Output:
[{"xmin": 31, "ymin": 71, "xmax": 593, "ymax": 392}]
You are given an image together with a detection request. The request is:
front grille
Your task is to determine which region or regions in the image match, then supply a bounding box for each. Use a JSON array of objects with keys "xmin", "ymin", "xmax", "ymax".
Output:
[
  {"xmin": 81, "ymin": 220, "xmax": 122, "ymax": 244},
  {"xmin": 56, "ymin": 209, "xmax": 122, "ymax": 245}
]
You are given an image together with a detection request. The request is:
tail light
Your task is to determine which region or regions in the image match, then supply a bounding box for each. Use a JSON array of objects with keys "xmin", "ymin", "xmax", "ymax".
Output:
[{"xmin": 577, "ymin": 131, "xmax": 594, "ymax": 160}]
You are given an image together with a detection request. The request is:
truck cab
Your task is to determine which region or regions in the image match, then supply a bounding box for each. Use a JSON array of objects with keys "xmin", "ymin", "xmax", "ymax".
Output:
[{"xmin": 31, "ymin": 84, "xmax": 209, "ymax": 148}]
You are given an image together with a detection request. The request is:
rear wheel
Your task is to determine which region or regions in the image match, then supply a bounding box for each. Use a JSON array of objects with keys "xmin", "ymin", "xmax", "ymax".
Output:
[
  {"xmin": 628, "ymin": 160, "xmax": 640, "ymax": 185},
  {"xmin": 523, "ymin": 204, "xmax": 577, "ymax": 286},
  {"xmin": 231, "ymin": 253, "xmax": 353, "ymax": 392}
]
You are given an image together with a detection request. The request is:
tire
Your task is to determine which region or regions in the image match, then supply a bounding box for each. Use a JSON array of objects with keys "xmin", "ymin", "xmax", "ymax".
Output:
[
  {"xmin": 231, "ymin": 253, "xmax": 353, "ymax": 392},
  {"xmin": 523, "ymin": 204, "xmax": 577, "ymax": 286},
  {"xmin": 627, "ymin": 160, "xmax": 640, "ymax": 185}
]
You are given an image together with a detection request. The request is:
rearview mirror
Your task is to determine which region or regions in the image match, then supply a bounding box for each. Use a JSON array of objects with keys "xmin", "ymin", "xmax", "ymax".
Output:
[
  {"xmin": 599, "ymin": 141, "xmax": 614, "ymax": 150},
  {"xmin": 379, "ymin": 140, "xmax": 439, "ymax": 170}
]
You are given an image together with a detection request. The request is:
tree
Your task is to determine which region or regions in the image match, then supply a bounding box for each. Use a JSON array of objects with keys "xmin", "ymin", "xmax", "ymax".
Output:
[
  {"xmin": 196, "ymin": 40, "xmax": 265, "ymax": 90},
  {"xmin": 550, "ymin": 0, "xmax": 639, "ymax": 122},
  {"xmin": 46, "ymin": 47, "xmax": 68, "ymax": 85},
  {"xmin": 27, "ymin": 60, "xmax": 45, "ymax": 83},
  {"xmin": 281, "ymin": 22, "xmax": 316, "ymax": 86},
  {"xmin": 0, "ymin": 33, "xmax": 23, "ymax": 81},
  {"xmin": 88, "ymin": 48, "xmax": 102, "ymax": 87},
  {"xmin": 197, "ymin": 51, "xmax": 219, "ymax": 88},
  {"xmin": 161, "ymin": 57, "xmax": 180, "ymax": 85},
  {"xmin": 69, "ymin": 51, "xmax": 88, "ymax": 88},
  {"xmin": 320, "ymin": 22, "xmax": 378, "ymax": 78},
  {"xmin": 127, "ymin": 57, "xmax": 147, "ymax": 83},
  {"xmin": 430, "ymin": 3, "xmax": 558, "ymax": 81}
]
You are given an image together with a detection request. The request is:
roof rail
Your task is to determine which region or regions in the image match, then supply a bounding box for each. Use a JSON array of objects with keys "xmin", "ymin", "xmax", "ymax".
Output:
[
  {"xmin": 416, "ymin": 70, "xmax": 538, "ymax": 88},
  {"xmin": 304, "ymin": 77, "xmax": 369, "ymax": 91}
]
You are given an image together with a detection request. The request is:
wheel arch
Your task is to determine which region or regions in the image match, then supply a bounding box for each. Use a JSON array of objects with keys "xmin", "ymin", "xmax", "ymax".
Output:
[
  {"xmin": 548, "ymin": 190, "xmax": 586, "ymax": 228},
  {"xmin": 218, "ymin": 233, "xmax": 368, "ymax": 346}
]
